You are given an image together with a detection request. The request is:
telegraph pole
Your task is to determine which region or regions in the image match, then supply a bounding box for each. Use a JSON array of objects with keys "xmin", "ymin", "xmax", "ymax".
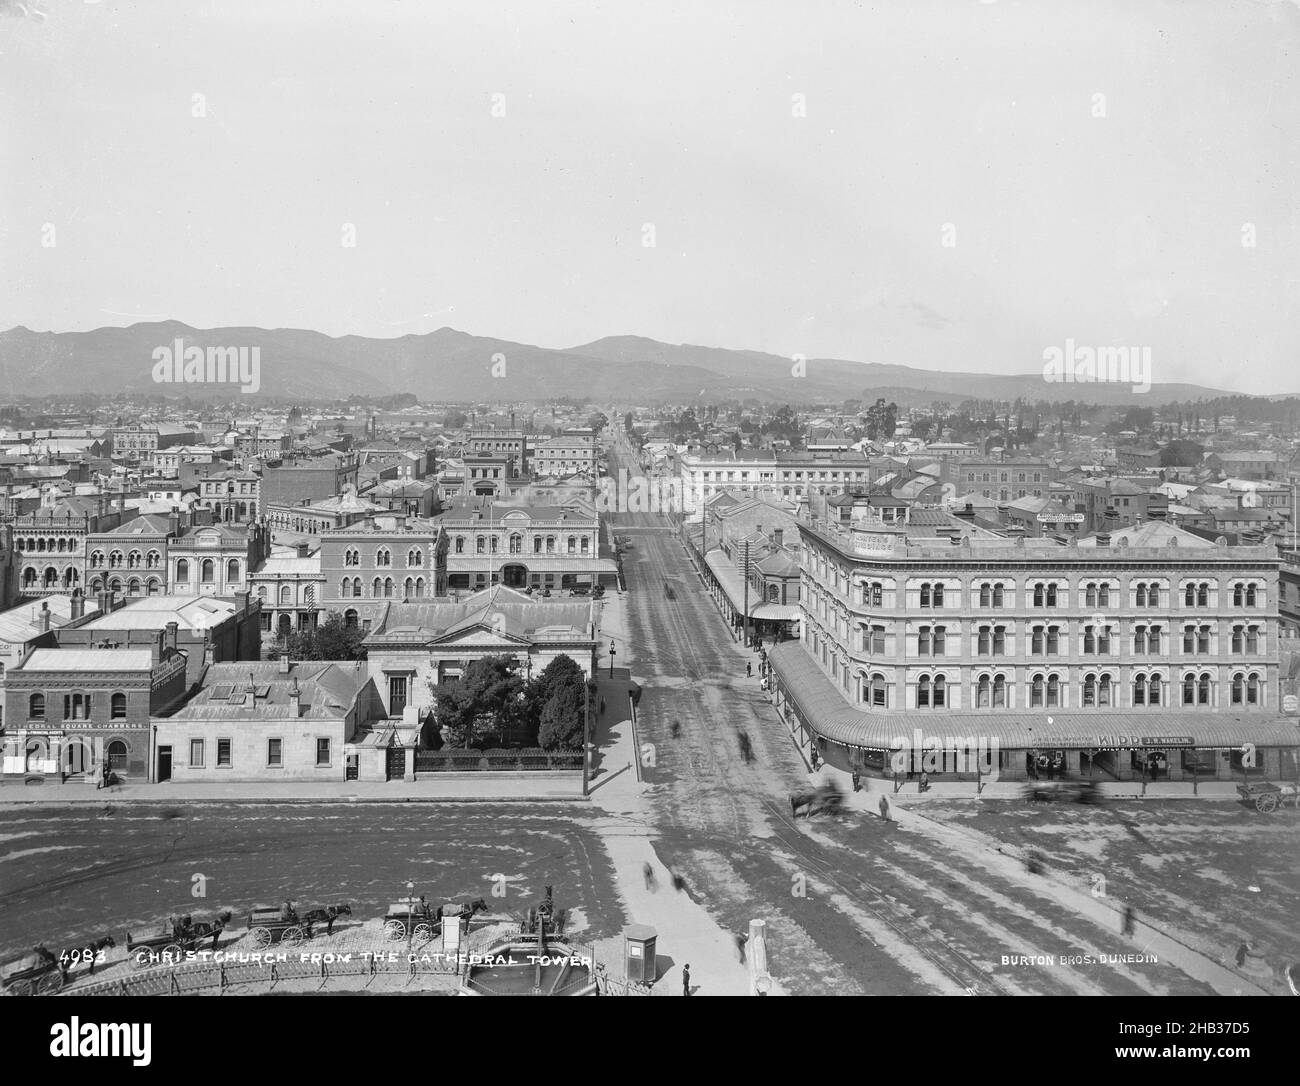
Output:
[{"xmin": 742, "ymin": 539, "xmax": 751, "ymax": 648}]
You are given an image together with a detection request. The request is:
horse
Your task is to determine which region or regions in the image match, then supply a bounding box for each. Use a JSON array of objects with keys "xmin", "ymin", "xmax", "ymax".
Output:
[
  {"xmin": 57, "ymin": 936, "xmax": 116, "ymax": 979},
  {"xmin": 302, "ymin": 903, "xmax": 353, "ymax": 937}
]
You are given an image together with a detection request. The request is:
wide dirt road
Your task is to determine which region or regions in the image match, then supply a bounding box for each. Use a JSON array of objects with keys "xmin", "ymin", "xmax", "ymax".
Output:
[{"xmin": 603, "ymin": 429, "xmax": 1263, "ymax": 995}]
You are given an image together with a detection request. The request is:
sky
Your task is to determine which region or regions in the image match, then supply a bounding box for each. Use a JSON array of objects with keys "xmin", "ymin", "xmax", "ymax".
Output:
[{"xmin": 1, "ymin": 0, "xmax": 1298, "ymax": 393}]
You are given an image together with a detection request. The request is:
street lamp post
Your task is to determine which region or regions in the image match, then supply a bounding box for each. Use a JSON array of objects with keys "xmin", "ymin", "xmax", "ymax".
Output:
[
  {"xmin": 608, "ymin": 640, "xmax": 616, "ymax": 678},
  {"xmin": 406, "ymin": 880, "xmax": 415, "ymax": 956}
]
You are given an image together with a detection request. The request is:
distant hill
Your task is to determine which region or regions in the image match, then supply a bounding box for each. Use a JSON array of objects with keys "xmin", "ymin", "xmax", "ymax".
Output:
[{"xmin": 0, "ymin": 322, "xmax": 1245, "ymax": 406}]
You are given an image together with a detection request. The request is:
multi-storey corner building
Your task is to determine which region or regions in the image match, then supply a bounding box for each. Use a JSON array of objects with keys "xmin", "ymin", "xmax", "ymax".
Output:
[
  {"xmin": 196, "ymin": 468, "xmax": 262, "ymax": 523},
  {"xmin": 168, "ymin": 522, "xmax": 270, "ymax": 598},
  {"xmin": 771, "ymin": 513, "xmax": 1297, "ymax": 783},
  {"xmin": 533, "ymin": 435, "xmax": 597, "ymax": 478},
  {"xmin": 13, "ymin": 496, "xmax": 136, "ymax": 597}
]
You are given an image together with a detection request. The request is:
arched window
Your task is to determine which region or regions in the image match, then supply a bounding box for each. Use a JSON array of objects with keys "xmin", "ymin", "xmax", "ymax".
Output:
[
  {"xmin": 345, "ymin": 549, "xmax": 359, "ymax": 567},
  {"xmin": 992, "ymin": 674, "xmax": 1007, "ymax": 707},
  {"xmin": 108, "ymin": 578, "xmax": 122, "ymax": 593},
  {"xmin": 1183, "ymin": 673, "xmax": 1196, "ymax": 705},
  {"xmin": 279, "ymin": 585, "xmax": 292, "ymax": 605},
  {"xmin": 1246, "ymin": 584, "xmax": 1258, "ymax": 606},
  {"xmin": 416, "ymin": 577, "xmax": 425, "ymax": 596},
  {"xmin": 128, "ymin": 550, "xmax": 142, "ymax": 569},
  {"xmin": 1185, "ymin": 583, "xmax": 1195, "ymax": 606},
  {"xmin": 340, "ymin": 579, "xmax": 352, "ymax": 598},
  {"xmin": 1247, "ymin": 672, "xmax": 1261, "ymax": 704},
  {"xmin": 227, "ymin": 560, "xmax": 240, "ymax": 583},
  {"xmin": 29, "ymin": 693, "xmax": 45, "ymax": 720},
  {"xmin": 111, "ymin": 692, "xmax": 127, "ymax": 719},
  {"xmin": 1097, "ymin": 674, "xmax": 1112, "ymax": 706},
  {"xmin": 546, "ymin": 537, "xmax": 556, "ymax": 554},
  {"xmin": 1197, "ymin": 672, "xmax": 1211, "ymax": 705},
  {"xmin": 1197, "ymin": 584, "xmax": 1209, "ymax": 607},
  {"xmin": 918, "ymin": 674, "xmax": 932, "ymax": 707},
  {"xmin": 1233, "ymin": 584, "xmax": 1244, "ymax": 607},
  {"xmin": 147, "ymin": 578, "xmax": 161, "ymax": 595},
  {"xmin": 107, "ymin": 740, "xmax": 128, "ymax": 771},
  {"xmin": 489, "ymin": 536, "xmax": 499, "ymax": 554},
  {"xmin": 1231, "ymin": 672, "xmax": 1244, "ymax": 705},
  {"xmin": 376, "ymin": 548, "xmax": 391, "ymax": 567},
  {"xmin": 128, "ymin": 578, "xmax": 141, "ymax": 595},
  {"xmin": 344, "ymin": 609, "xmax": 358, "ymax": 628},
  {"xmin": 352, "ymin": 577, "xmax": 361, "ymax": 597},
  {"xmin": 1047, "ymin": 675, "xmax": 1061, "ymax": 706},
  {"xmin": 1133, "ymin": 673, "xmax": 1147, "ymax": 706},
  {"xmin": 476, "ymin": 537, "xmax": 486, "ymax": 554},
  {"xmin": 373, "ymin": 578, "xmax": 382, "ymax": 597},
  {"xmin": 455, "ymin": 537, "xmax": 465, "ymax": 554},
  {"xmin": 1031, "ymin": 673, "xmax": 1045, "ymax": 707},
  {"xmin": 90, "ymin": 550, "xmax": 105, "ymax": 568},
  {"xmin": 534, "ymin": 537, "xmax": 543, "ymax": 554},
  {"xmin": 567, "ymin": 536, "xmax": 576, "ymax": 554},
  {"xmin": 408, "ymin": 549, "xmax": 422, "ymax": 567},
  {"xmin": 581, "ymin": 536, "xmax": 590, "ymax": 554},
  {"xmin": 176, "ymin": 558, "xmax": 190, "ymax": 583},
  {"xmin": 866, "ymin": 673, "xmax": 887, "ymax": 707},
  {"xmin": 201, "ymin": 559, "xmax": 214, "ymax": 583},
  {"xmin": 384, "ymin": 578, "xmax": 393, "ymax": 598},
  {"xmin": 977, "ymin": 674, "xmax": 991, "ymax": 708},
  {"xmin": 509, "ymin": 534, "xmax": 522, "ymax": 554},
  {"xmin": 147, "ymin": 550, "xmax": 160, "ymax": 569},
  {"xmin": 404, "ymin": 578, "xmax": 414, "ymax": 598}
]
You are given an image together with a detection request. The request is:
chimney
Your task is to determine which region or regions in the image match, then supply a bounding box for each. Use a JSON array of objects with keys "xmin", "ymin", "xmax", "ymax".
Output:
[
  {"xmin": 165, "ymin": 620, "xmax": 179, "ymax": 654},
  {"xmin": 39, "ymin": 602, "xmax": 50, "ymax": 633},
  {"xmin": 1096, "ymin": 532, "xmax": 1111, "ymax": 547},
  {"xmin": 297, "ymin": 542, "xmax": 309, "ymax": 559},
  {"xmin": 279, "ymin": 653, "xmax": 291, "ymax": 674},
  {"xmin": 288, "ymin": 677, "xmax": 301, "ymax": 718},
  {"xmin": 70, "ymin": 591, "xmax": 84, "ymax": 620},
  {"xmin": 772, "ymin": 527, "xmax": 783, "ymax": 549}
]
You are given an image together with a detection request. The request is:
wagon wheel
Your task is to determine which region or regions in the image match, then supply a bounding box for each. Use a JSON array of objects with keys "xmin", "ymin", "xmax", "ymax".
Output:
[
  {"xmin": 38, "ymin": 970, "xmax": 64, "ymax": 995},
  {"xmin": 11, "ymin": 978, "xmax": 35, "ymax": 997},
  {"xmin": 383, "ymin": 919, "xmax": 406, "ymax": 941},
  {"xmin": 1258, "ymin": 793, "xmax": 1279, "ymax": 814},
  {"xmin": 161, "ymin": 943, "xmax": 184, "ymax": 965},
  {"xmin": 252, "ymin": 927, "xmax": 274, "ymax": 948},
  {"xmin": 413, "ymin": 923, "xmax": 434, "ymax": 944},
  {"xmin": 280, "ymin": 926, "xmax": 305, "ymax": 948},
  {"xmin": 130, "ymin": 948, "xmax": 153, "ymax": 969}
]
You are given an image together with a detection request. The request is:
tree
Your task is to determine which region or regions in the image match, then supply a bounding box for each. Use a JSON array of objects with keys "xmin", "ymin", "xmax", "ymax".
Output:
[
  {"xmin": 442, "ymin": 410, "xmax": 469, "ymax": 429},
  {"xmin": 431, "ymin": 655, "xmax": 525, "ymax": 748},
  {"xmin": 1160, "ymin": 439, "xmax": 1204, "ymax": 468},
  {"xmin": 586, "ymin": 411, "xmax": 609, "ymax": 434},
  {"xmin": 538, "ymin": 679, "xmax": 586, "ymax": 751},
  {"xmin": 279, "ymin": 612, "xmax": 366, "ymax": 660}
]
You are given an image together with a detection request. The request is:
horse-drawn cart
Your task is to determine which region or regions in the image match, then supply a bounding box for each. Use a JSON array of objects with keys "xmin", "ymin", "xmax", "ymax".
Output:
[
  {"xmin": 1237, "ymin": 780, "xmax": 1300, "ymax": 814},
  {"xmin": 247, "ymin": 901, "xmax": 353, "ymax": 947},
  {"xmin": 126, "ymin": 910, "xmax": 232, "ymax": 968},
  {"xmin": 383, "ymin": 896, "xmax": 440, "ymax": 942},
  {"xmin": 1, "ymin": 947, "xmax": 63, "ymax": 996}
]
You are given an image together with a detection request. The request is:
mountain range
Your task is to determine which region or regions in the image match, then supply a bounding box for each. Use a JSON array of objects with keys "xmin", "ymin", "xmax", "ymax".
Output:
[{"xmin": 0, "ymin": 322, "xmax": 1244, "ymax": 407}]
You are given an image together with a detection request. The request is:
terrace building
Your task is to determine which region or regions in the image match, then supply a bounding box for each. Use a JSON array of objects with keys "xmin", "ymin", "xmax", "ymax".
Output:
[{"xmin": 679, "ymin": 449, "xmax": 882, "ymax": 513}]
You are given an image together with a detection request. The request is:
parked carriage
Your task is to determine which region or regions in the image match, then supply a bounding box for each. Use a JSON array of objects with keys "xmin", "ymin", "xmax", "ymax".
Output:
[
  {"xmin": 1237, "ymin": 780, "xmax": 1300, "ymax": 814},
  {"xmin": 126, "ymin": 910, "xmax": 233, "ymax": 968},
  {"xmin": 789, "ymin": 780, "xmax": 845, "ymax": 819},
  {"xmin": 247, "ymin": 902, "xmax": 353, "ymax": 947},
  {"xmin": 1, "ymin": 946, "xmax": 63, "ymax": 996},
  {"xmin": 383, "ymin": 896, "xmax": 440, "ymax": 942}
]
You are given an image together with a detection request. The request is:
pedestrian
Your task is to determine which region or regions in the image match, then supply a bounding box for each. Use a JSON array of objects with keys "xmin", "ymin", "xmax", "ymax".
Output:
[
  {"xmin": 642, "ymin": 862, "xmax": 657, "ymax": 892},
  {"xmin": 746, "ymin": 661, "xmax": 752, "ymax": 678},
  {"xmin": 735, "ymin": 932, "xmax": 748, "ymax": 964},
  {"xmin": 671, "ymin": 719, "xmax": 681, "ymax": 739},
  {"xmin": 879, "ymin": 795, "xmax": 890, "ymax": 822},
  {"xmin": 599, "ymin": 696, "xmax": 606, "ymax": 715},
  {"xmin": 810, "ymin": 748, "xmax": 819, "ymax": 771},
  {"xmin": 1122, "ymin": 905, "xmax": 1136, "ymax": 937},
  {"xmin": 851, "ymin": 770, "xmax": 861, "ymax": 793},
  {"xmin": 671, "ymin": 870, "xmax": 687, "ymax": 894},
  {"xmin": 682, "ymin": 964, "xmax": 691, "ymax": 996},
  {"xmin": 919, "ymin": 770, "xmax": 930, "ymax": 793}
]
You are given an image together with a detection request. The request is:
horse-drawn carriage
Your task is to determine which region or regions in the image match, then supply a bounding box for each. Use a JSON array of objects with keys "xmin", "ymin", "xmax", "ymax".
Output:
[
  {"xmin": 789, "ymin": 780, "xmax": 845, "ymax": 819},
  {"xmin": 383, "ymin": 896, "xmax": 488, "ymax": 942},
  {"xmin": 247, "ymin": 901, "xmax": 353, "ymax": 947},
  {"xmin": 126, "ymin": 910, "xmax": 233, "ymax": 968},
  {"xmin": 1237, "ymin": 780, "xmax": 1300, "ymax": 814},
  {"xmin": 1, "ymin": 946, "xmax": 63, "ymax": 996}
]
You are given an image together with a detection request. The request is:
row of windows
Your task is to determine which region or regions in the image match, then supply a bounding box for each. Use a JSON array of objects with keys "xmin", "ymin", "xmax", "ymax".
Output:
[
  {"xmin": 850, "ymin": 670, "xmax": 1266, "ymax": 709},
  {"xmin": 174, "ymin": 559, "xmax": 241, "ymax": 583},
  {"xmin": 18, "ymin": 537, "xmax": 81, "ymax": 552},
  {"xmin": 28, "ymin": 692, "xmax": 127, "ymax": 720},
  {"xmin": 870, "ymin": 622, "xmax": 1267, "ymax": 657},
  {"xmin": 344, "ymin": 548, "xmax": 425, "ymax": 567},
  {"xmin": 963, "ymin": 471, "xmax": 1046, "ymax": 483},
  {"xmin": 185, "ymin": 736, "xmax": 330, "ymax": 768},
  {"xmin": 849, "ymin": 580, "xmax": 1268, "ymax": 609},
  {"xmin": 338, "ymin": 577, "xmax": 427, "ymax": 599},
  {"xmin": 451, "ymin": 535, "xmax": 591, "ymax": 555},
  {"xmin": 88, "ymin": 577, "xmax": 164, "ymax": 596},
  {"xmin": 255, "ymin": 584, "xmax": 318, "ymax": 606},
  {"xmin": 88, "ymin": 550, "xmax": 163, "ymax": 569}
]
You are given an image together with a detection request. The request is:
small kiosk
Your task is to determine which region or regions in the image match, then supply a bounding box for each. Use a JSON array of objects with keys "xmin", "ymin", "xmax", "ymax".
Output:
[{"xmin": 624, "ymin": 924, "xmax": 658, "ymax": 984}]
